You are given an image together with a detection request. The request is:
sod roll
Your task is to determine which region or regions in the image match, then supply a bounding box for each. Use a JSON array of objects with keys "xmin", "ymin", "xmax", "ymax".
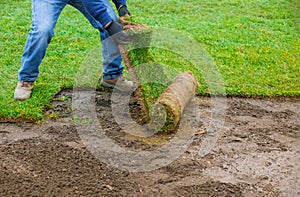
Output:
[{"xmin": 149, "ymin": 71, "xmax": 199, "ymax": 132}]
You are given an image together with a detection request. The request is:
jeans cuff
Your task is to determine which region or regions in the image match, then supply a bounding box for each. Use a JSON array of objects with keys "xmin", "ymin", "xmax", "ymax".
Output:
[{"xmin": 102, "ymin": 72, "xmax": 122, "ymax": 80}]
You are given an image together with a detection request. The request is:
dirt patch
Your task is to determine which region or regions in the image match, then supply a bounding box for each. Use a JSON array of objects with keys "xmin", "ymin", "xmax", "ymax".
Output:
[{"xmin": 1, "ymin": 89, "xmax": 299, "ymax": 196}]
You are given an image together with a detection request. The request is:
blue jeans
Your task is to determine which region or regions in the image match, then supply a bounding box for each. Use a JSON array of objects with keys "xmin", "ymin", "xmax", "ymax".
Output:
[
  {"xmin": 18, "ymin": 0, "xmax": 123, "ymax": 82},
  {"xmin": 98, "ymin": 0, "xmax": 124, "ymax": 80}
]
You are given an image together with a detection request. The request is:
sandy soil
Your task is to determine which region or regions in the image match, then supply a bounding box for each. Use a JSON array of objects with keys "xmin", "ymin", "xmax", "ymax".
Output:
[{"xmin": 0, "ymin": 89, "xmax": 299, "ymax": 196}]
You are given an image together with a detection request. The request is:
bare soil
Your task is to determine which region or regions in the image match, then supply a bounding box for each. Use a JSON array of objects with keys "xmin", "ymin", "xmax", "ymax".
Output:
[{"xmin": 1, "ymin": 89, "xmax": 299, "ymax": 196}]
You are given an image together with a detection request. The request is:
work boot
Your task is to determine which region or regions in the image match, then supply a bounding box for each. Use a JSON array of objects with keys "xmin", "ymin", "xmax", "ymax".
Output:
[
  {"xmin": 14, "ymin": 81, "xmax": 34, "ymax": 100},
  {"xmin": 101, "ymin": 75, "xmax": 134, "ymax": 92}
]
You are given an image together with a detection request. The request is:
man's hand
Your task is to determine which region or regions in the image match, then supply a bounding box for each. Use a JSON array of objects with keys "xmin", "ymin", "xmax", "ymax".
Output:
[
  {"xmin": 118, "ymin": 5, "xmax": 131, "ymax": 17},
  {"xmin": 105, "ymin": 20, "xmax": 129, "ymax": 45}
]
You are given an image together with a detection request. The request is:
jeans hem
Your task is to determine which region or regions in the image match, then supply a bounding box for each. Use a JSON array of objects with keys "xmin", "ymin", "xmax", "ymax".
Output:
[{"xmin": 102, "ymin": 73, "xmax": 123, "ymax": 80}]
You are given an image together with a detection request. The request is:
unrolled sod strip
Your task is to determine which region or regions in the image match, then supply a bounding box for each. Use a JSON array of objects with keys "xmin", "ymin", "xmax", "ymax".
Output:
[
  {"xmin": 118, "ymin": 18, "xmax": 199, "ymax": 132},
  {"xmin": 118, "ymin": 17, "xmax": 152, "ymax": 123}
]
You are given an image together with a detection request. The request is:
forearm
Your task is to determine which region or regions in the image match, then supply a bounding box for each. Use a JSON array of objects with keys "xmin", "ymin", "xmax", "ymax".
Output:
[{"xmin": 112, "ymin": 0, "xmax": 127, "ymax": 10}]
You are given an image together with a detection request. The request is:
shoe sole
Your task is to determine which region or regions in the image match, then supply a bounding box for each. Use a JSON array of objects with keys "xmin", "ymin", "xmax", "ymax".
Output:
[
  {"xmin": 14, "ymin": 97, "xmax": 30, "ymax": 101},
  {"xmin": 100, "ymin": 80, "xmax": 132, "ymax": 92}
]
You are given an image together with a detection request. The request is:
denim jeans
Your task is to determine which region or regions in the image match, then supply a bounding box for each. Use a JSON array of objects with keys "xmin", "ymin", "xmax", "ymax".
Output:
[
  {"xmin": 18, "ymin": 0, "xmax": 123, "ymax": 82},
  {"xmin": 97, "ymin": 0, "xmax": 124, "ymax": 80}
]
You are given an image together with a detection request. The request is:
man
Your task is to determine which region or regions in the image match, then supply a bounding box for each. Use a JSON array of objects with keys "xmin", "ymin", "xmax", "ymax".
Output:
[{"xmin": 14, "ymin": 0, "xmax": 133, "ymax": 101}]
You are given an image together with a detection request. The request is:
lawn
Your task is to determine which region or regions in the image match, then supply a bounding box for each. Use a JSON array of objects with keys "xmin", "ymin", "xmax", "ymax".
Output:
[{"xmin": 0, "ymin": 0, "xmax": 299, "ymax": 121}]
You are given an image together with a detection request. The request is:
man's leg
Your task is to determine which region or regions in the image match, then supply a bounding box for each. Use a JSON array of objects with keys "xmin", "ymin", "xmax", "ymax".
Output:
[
  {"xmin": 99, "ymin": 0, "xmax": 124, "ymax": 80},
  {"xmin": 75, "ymin": 0, "xmax": 123, "ymax": 79},
  {"xmin": 18, "ymin": 0, "xmax": 67, "ymax": 82},
  {"xmin": 15, "ymin": 0, "xmax": 67, "ymax": 100},
  {"xmin": 79, "ymin": 0, "xmax": 133, "ymax": 91},
  {"xmin": 98, "ymin": 0, "xmax": 134, "ymax": 91}
]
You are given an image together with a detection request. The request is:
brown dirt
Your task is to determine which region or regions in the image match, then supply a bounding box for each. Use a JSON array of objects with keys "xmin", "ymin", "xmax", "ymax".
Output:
[{"xmin": 1, "ymin": 89, "xmax": 299, "ymax": 196}]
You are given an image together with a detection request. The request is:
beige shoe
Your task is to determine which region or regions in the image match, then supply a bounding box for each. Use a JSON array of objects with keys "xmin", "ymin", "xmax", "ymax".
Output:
[
  {"xmin": 101, "ymin": 75, "xmax": 134, "ymax": 92},
  {"xmin": 14, "ymin": 81, "xmax": 34, "ymax": 100}
]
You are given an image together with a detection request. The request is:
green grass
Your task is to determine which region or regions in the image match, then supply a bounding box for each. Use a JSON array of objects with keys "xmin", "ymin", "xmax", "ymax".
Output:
[
  {"xmin": 0, "ymin": 0, "xmax": 299, "ymax": 121},
  {"xmin": 0, "ymin": 1, "xmax": 99, "ymax": 121},
  {"xmin": 131, "ymin": 0, "xmax": 300, "ymax": 96}
]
